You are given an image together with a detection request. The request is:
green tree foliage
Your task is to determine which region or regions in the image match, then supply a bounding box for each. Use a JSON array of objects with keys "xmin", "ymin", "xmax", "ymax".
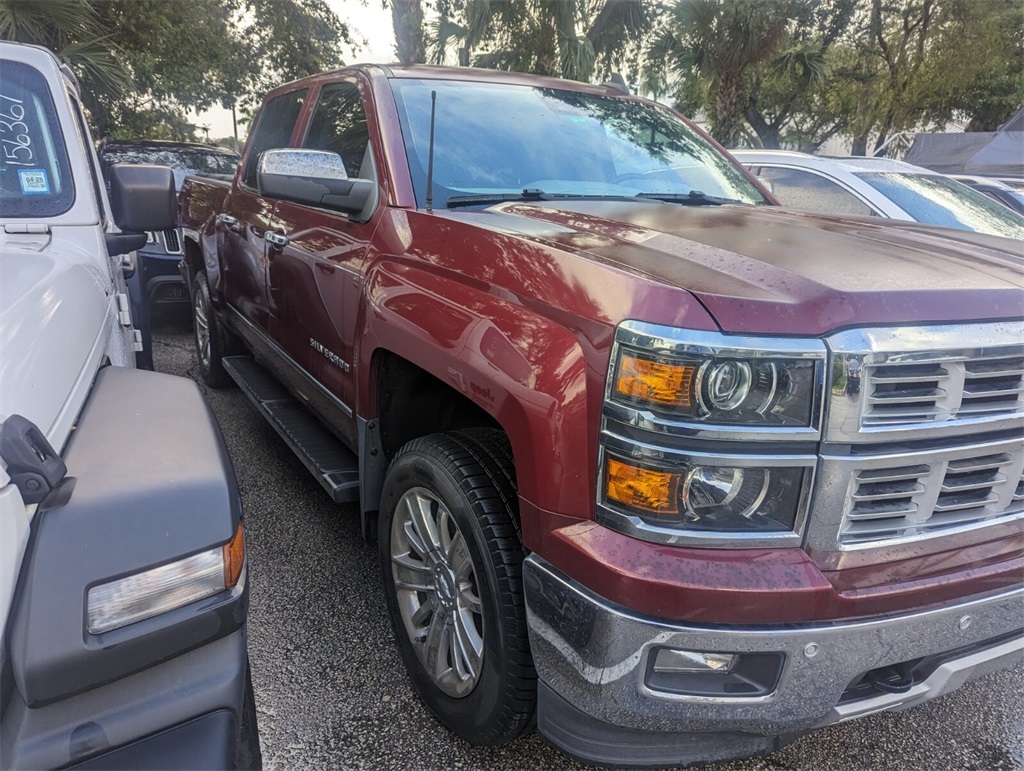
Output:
[
  {"xmin": 1, "ymin": 0, "xmax": 354, "ymax": 140},
  {"xmin": 645, "ymin": 0, "xmax": 857, "ymax": 148},
  {"xmin": 0, "ymin": 0, "xmax": 130, "ymax": 97},
  {"xmin": 426, "ymin": 0, "xmax": 654, "ymax": 83}
]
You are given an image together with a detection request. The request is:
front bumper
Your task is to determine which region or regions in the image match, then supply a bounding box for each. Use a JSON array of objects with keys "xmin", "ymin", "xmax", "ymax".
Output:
[
  {"xmin": 1, "ymin": 630, "xmax": 247, "ymax": 769},
  {"xmin": 525, "ymin": 556, "xmax": 1024, "ymax": 766}
]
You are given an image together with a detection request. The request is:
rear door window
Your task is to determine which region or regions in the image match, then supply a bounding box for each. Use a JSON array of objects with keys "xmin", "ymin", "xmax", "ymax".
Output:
[
  {"xmin": 0, "ymin": 59, "xmax": 74, "ymax": 218},
  {"xmin": 756, "ymin": 166, "xmax": 875, "ymax": 217}
]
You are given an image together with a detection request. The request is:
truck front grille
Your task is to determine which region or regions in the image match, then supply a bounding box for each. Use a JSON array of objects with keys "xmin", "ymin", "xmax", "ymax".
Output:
[
  {"xmin": 162, "ymin": 228, "xmax": 182, "ymax": 254},
  {"xmin": 841, "ymin": 447, "xmax": 1024, "ymax": 545},
  {"xmin": 810, "ymin": 322, "xmax": 1024, "ymax": 552},
  {"xmin": 826, "ymin": 322, "xmax": 1024, "ymax": 444},
  {"xmin": 864, "ymin": 354, "xmax": 1024, "ymax": 427}
]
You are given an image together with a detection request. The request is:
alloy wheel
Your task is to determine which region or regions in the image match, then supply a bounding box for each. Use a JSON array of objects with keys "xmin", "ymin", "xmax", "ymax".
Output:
[{"xmin": 390, "ymin": 486, "xmax": 484, "ymax": 698}]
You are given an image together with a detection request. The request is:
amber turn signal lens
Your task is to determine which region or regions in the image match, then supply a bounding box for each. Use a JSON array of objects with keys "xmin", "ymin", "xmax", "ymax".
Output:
[
  {"xmin": 616, "ymin": 354, "xmax": 694, "ymax": 408},
  {"xmin": 606, "ymin": 458, "xmax": 681, "ymax": 515},
  {"xmin": 223, "ymin": 523, "xmax": 245, "ymax": 589}
]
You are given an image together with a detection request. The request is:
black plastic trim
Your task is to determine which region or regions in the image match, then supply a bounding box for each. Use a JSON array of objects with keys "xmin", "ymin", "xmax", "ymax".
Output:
[
  {"xmin": 8, "ymin": 366, "xmax": 245, "ymax": 707},
  {"xmin": 537, "ymin": 681, "xmax": 800, "ymax": 767}
]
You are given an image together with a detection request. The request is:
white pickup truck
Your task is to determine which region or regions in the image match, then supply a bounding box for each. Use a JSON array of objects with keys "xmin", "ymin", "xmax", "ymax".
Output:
[{"xmin": 0, "ymin": 42, "xmax": 258, "ymax": 769}]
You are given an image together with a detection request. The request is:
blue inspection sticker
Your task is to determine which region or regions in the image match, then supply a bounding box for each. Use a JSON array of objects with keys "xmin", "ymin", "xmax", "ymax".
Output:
[{"xmin": 19, "ymin": 169, "xmax": 50, "ymax": 195}]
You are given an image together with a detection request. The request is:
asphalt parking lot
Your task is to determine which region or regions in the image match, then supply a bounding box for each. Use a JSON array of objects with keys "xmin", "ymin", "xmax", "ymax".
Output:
[{"xmin": 152, "ymin": 319, "xmax": 1024, "ymax": 770}]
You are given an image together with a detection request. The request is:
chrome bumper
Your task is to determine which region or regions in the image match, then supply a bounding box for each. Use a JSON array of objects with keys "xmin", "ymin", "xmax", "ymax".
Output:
[{"xmin": 525, "ymin": 556, "xmax": 1024, "ymax": 741}]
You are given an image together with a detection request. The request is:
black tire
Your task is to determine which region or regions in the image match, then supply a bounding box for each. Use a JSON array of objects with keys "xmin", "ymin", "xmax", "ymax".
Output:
[
  {"xmin": 378, "ymin": 428, "xmax": 536, "ymax": 746},
  {"xmin": 192, "ymin": 272, "xmax": 238, "ymax": 388},
  {"xmin": 234, "ymin": 663, "xmax": 263, "ymax": 770}
]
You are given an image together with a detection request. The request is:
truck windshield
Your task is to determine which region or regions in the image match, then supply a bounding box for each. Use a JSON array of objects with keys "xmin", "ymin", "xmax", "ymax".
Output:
[
  {"xmin": 0, "ymin": 59, "xmax": 74, "ymax": 218},
  {"xmin": 390, "ymin": 79, "xmax": 768, "ymax": 209},
  {"xmin": 855, "ymin": 173, "xmax": 1024, "ymax": 239}
]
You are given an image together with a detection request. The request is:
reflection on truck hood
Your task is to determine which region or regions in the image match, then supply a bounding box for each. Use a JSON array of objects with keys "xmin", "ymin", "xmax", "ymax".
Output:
[
  {"xmin": 0, "ymin": 227, "xmax": 115, "ymax": 450},
  {"xmin": 464, "ymin": 201, "xmax": 1024, "ymax": 335}
]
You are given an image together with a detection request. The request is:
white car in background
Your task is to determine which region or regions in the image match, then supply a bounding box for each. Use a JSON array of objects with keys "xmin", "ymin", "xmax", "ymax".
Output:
[{"xmin": 730, "ymin": 150, "xmax": 1024, "ymax": 239}]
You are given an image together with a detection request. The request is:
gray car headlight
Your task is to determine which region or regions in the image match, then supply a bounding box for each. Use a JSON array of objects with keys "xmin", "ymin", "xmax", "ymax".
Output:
[{"xmin": 87, "ymin": 524, "xmax": 245, "ymax": 634}]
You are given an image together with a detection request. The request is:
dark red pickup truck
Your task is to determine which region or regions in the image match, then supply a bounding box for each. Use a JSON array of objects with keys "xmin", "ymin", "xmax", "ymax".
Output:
[{"xmin": 179, "ymin": 64, "xmax": 1024, "ymax": 766}]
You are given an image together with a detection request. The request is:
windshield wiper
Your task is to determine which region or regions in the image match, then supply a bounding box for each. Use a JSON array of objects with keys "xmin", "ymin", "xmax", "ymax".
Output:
[
  {"xmin": 637, "ymin": 190, "xmax": 743, "ymax": 206},
  {"xmin": 446, "ymin": 188, "xmax": 650, "ymax": 209}
]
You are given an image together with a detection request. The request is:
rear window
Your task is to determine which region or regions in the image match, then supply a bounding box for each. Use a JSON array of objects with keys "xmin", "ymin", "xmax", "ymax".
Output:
[
  {"xmin": 856, "ymin": 172, "xmax": 1024, "ymax": 239},
  {"xmin": 99, "ymin": 145, "xmax": 239, "ymax": 191},
  {"xmin": 0, "ymin": 59, "xmax": 74, "ymax": 218}
]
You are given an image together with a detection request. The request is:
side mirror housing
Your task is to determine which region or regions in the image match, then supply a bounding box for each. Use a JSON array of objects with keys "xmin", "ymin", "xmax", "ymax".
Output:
[
  {"xmin": 257, "ymin": 149, "xmax": 376, "ymax": 222},
  {"xmin": 107, "ymin": 164, "xmax": 177, "ymax": 232},
  {"xmin": 104, "ymin": 164, "xmax": 175, "ymax": 256}
]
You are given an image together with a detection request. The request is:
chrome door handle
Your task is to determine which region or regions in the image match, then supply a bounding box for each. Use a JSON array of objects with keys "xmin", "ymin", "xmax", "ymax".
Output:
[
  {"xmin": 216, "ymin": 214, "xmax": 239, "ymax": 228},
  {"xmin": 265, "ymin": 230, "xmax": 289, "ymax": 248}
]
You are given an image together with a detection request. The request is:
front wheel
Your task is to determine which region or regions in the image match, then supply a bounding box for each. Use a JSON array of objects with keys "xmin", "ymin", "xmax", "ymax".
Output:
[
  {"xmin": 378, "ymin": 428, "xmax": 535, "ymax": 746},
  {"xmin": 192, "ymin": 272, "xmax": 238, "ymax": 388}
]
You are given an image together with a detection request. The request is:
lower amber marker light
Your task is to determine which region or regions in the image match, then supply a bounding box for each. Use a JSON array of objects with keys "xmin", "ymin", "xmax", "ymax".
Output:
[{"xmin": 606, "ymin": 458, "xmax": 681, "ymax": 515}]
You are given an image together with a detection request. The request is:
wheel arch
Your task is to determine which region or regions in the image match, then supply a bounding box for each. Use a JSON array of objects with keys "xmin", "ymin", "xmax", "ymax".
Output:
[{"xmin": 357, "ymin": 262, "xmax": 594, "ymax": 543}]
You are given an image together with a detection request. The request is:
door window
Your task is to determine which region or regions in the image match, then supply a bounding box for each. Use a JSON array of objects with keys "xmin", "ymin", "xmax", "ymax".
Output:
[
  {"xmin": 756, "ymin": 166, "xmax": 875, "ymax": 216},
  {"xmin": 242, "ymin": 89, "xmax": 307, "ymax": 189},
  {"xmin": 303, "ymin": 82, "xmax": 374, "ymax": 181}
]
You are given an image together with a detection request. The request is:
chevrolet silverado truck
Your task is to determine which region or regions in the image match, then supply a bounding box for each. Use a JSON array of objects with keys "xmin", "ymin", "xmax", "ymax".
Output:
[
  {"xmin": 179, "ymin": 63, "xmax": 1024, "ymax": 766},
  {"xmin": 0, "ymin": 42, "xmax": 258, "ymax": 769}
]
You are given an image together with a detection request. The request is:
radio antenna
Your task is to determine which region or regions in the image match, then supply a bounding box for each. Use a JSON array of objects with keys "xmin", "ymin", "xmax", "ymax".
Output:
[{"xmin": 425, "ymin": 90, "xmax": 437, "ymax": 213}]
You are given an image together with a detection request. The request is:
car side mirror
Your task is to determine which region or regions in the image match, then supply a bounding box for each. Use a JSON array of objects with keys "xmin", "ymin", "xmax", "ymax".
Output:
[
  {"xmin": 105, "ymin": 164, "xmax": 176, "ymax": 257},
  {"xmin": 108, "ymin": 164, "xmax": 176, "ymax": 232},
  {"xmin": 257, "ymin": 148, "xmax": 377, "ymax": 222}
]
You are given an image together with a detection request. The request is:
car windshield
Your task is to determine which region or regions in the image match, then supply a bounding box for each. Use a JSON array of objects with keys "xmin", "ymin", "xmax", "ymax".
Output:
[
  {"xmin": 100, "ymin": 146, "xmax": 238, "ymax": 190},
  {"xmin": 0, "ymin": 59, "xmax": 74, "ymax": 218},
  {"xmin": 390, "ymin": 79, "xmax": 768, "ymax": 208},
  {"xmin": 855, "ymin": 172, "xmax": 1024, "ymax": 239}
]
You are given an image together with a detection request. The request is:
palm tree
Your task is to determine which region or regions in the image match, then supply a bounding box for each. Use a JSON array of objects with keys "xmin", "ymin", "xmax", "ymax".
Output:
[
  {"xmin": 646, "ymin": 0, "xmax": 794, "ymax": 146},
  {"xmin": 428, "ymin": 0, "xmax": 654, "ymax": 84},
  {"xmin": 0, "ymin": 0, "xmax": 130, "ymax": 96}
]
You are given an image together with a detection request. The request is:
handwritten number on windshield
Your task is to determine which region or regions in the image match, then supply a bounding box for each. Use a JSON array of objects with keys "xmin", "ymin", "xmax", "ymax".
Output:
[{"xmin": 0, "ymin": 92, "xmax": 33, "ymax": 166}]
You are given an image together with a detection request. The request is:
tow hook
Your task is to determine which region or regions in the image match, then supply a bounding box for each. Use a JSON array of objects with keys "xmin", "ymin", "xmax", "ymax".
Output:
[{"xmin": 866, "ymin": 663, "xmax": 915, "ymax": 694}]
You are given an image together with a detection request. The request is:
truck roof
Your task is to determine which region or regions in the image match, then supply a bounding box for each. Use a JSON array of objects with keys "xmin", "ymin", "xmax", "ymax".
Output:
[{"xmin": 265, "ymin": 62, "xmax": 634, "ymax": 100}]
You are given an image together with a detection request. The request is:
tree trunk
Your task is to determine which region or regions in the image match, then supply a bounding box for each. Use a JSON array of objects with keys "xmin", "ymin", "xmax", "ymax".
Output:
[
  {"xmin": 712, "ymin": 74, "xmax": 743, "ymax": 147},
  {"xmin": 850, "ymin": 133, "xmax": 869, "ymax": 156},
  {"xmin": 392, "ymin": 0, "xmax": 426, "ymax": 64}
]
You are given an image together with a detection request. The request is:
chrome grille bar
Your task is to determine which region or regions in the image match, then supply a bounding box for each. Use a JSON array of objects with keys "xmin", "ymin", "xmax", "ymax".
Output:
[
  {"xmin": 809, "ymin": 435, "xmax": 1024, "ymax": 551},
  {"xmin": 825, "ymin": 322, "xmax": 1024, "ymax": 443}
]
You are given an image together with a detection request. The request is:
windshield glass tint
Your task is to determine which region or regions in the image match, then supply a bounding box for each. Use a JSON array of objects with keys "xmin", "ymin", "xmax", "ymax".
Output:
[
  {"xmin": 856, "ymin": 172, "xmax": 1024, "ymax": 238},
  {"xmin": 0, "ymin": 59, "xmax": 74, "ymax": 218},
  {"xmin": 390, "ymin": 79, "xmax": 767, "ymax": 207},
  {"xmin": 101, "ymin": 147, "xmax": 239, "ymax": 190}
]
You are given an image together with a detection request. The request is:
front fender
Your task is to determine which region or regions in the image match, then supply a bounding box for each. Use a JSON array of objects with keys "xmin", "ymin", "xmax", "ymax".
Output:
[
  {"xmin": 8, "ymin": 366, "xmax": 245, "ymax": 708},
  {"xmin": 360, "ymin": 260, "xmax": 594, "ymax": 522}
]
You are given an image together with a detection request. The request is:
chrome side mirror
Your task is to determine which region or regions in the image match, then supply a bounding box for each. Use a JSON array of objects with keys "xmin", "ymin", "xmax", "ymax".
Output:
[{"xmin": 257, "ymin": 149, "xmax": 376, "ymax": 222}]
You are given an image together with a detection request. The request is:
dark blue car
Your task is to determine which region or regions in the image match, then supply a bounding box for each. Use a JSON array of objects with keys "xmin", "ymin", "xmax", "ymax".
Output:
[{"xmin": 99, "ymin": 140, "xmax": 240, "ymax": 369}]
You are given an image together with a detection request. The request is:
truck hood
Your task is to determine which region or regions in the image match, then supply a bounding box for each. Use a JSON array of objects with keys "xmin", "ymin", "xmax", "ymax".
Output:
[
  {"xmin": 0, "ymin": 226, "xmax": 115, "ymax": 451},
  {"xmin": 460, "ymin": 201, "xmax": 1024, "ymax": 335}
]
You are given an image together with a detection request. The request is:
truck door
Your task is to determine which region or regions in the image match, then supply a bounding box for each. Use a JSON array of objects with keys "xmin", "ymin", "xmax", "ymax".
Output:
[
  {"xmin": 220, "ymin": 88, "xmax": 307, "ymax": 332},
  {"xmin": 267, "ymin": 79, "xmax": 382, "ymax": 445}
]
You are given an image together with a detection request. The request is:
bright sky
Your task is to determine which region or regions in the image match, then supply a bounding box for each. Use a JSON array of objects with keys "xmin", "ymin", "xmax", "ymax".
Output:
[{"xmin": 194, "ymin": 0, "xmax": 396, "ymax": 140}]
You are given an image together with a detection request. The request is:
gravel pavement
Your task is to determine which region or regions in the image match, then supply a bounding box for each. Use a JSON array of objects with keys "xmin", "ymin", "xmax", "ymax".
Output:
[{"xmin": 152, "ymin": 319, "xmax": 1024, "ymax": 771}]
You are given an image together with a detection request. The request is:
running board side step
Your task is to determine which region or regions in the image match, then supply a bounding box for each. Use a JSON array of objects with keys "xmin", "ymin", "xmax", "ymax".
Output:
[{"xmin": 222, "ymin": 356, "xmax": 360, "ymax": 503}]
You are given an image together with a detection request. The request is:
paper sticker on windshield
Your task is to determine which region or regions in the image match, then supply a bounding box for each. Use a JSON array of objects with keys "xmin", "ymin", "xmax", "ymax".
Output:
[{"xmin": 19, "ymin": 169, "xmax": 50, "ymax": 195}]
